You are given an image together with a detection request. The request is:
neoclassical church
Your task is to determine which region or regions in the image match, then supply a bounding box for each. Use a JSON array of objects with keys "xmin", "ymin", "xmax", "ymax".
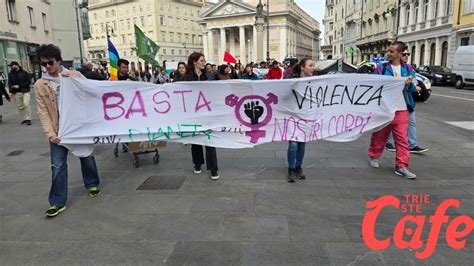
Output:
[{"xmin": 199, "ymin": 0, "xmax": 320, "ymax": 64}]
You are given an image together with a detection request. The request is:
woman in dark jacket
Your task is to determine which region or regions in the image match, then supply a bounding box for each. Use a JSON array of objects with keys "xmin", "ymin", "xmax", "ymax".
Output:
[
  {"xmin": 218, "ymin": 64, "xmax": 232, "ymax": 80},
  {"xmin": 172, "ymin": 62, "xmax": 187, "ymax": 82},
  {"xmin": 183, "ymin": 52, "xmax": 220, "ymax": 180},
  {"xmin": 241, "ymin": 64, "xmax": 259, "ymax": 80}
]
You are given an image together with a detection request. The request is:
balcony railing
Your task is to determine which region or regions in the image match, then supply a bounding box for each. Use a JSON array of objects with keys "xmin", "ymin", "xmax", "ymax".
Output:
[
  {"xmin": 442, "ymin": 16, "xmax": 449, "ymax": 24},
  {"xmin": 419, "ymin": 22, "xmax": 426, "ymax": 29},
  {"xmin": 430, "ymin": 19, "xmax": 436, "ymax": 27}
]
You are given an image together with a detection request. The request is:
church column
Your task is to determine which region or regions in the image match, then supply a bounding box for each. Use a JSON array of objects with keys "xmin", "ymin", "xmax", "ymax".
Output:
[
  {"xmin": 280, "ymin": 26, "xmax": 288, "ymax": 62},
  {"xmin": 229, "ymin": 28, "xmax": 236, "ymax": 59},
  {"xmin": 208, "ymin": 29, "xmax": 214, "ymax": 62},
  {"xmin": 424, "ymin": 39, "xmax": 430, "ymax": 65},
  {"xmin": 220, "ymin": 28, "xmax": 227, "ymax": 64},
  {"xmin": 434, "ymin": 37, "xmax": 442, "ymax": 65},
  {"xmin": 253, "ymin": 25, "xmax": 258, "ymax": 62},
  {"xmin": 239, "ymin": 26, "xmax": 246, "ymax": 65},
  {"xmin": 203, "ymin": 30, "xmax": 209, "ymax": 59}
]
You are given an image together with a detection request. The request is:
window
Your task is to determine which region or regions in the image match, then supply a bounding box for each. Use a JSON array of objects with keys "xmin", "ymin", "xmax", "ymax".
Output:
[
  {"xmin": 147, "ymin": 16, "xmax": 152, "ymax": 27},
  {"xmin": 463, "ymin": 0, "xmax": 473, "ymax": 14},
  {"xmin": 170, "ymin": 32, "xmax": 174, "ymax": 42},
  {"xmin": 133, "ymin": 6, "xmax": 136, "ymax": 13},
  {"xmin": 163, "ymin": 49, "xmax": 167, "ymax": 55},
  {"xmin": 161, "ymin": 31, "xmax": 166, "ymax": 41},
  {"xmin": 179, "ymin": 49, "xmax": 182, "ymax": 55},
  {"xmin": 176, "ymin": 18, "xmax": 181, "ymax": 27},
  {"xmin": 446, "ymin": 0, "xmax": 452, "ymax": 15},
  {"xmin": 94, "ymin": 13, "xmax": 98, "ymax": 20},
  {"xmin": 124, "ymin": 51, "xmax": 127, "ymax": 57},
  {"xmin": 414, "ymin": 1, "xmax": 419, "ymax": 23},
  {"xmin": 168, "ymin": 17, "xmax": 173, "ymax": 27},
  {"xmin": 139, "ymin": 5, "xmax": 143, "ymax": 12},
  {"xmin": 6, "ymin": 0, "xmax": 15, "ymax": 21},
  {"xmin": 423, "ymin": 0, "xmax": 429, "ymax": 21},
  {"xmin": 120, "ymin": 20, "xmax": 124, "ymax": 30},
  {"xmin": 405, "ymin": 5, "xmax": 410, "ymax": 26},
  {"xmin": 42, "ymin": 13, "xmax": 48, "ymax": 31},
  {"xmin": 141, "ymin": 17, "xmax": 145, "ymax": 27},
  {"xmin": 177, "ymin": 33, "xmax": 182, "ymax": 42},
  {"xmin": 127, "ymin": 19, "xmax": 131, "ymax": 29},
  {"xmin": 461, "ymin": 37, "xmax": 470, "ymax": 46},
  {"xmin": 160, "ymin": 16, "xmax": 165, "ymax": 26},
  {"xmin": 106, "ymin": 11, "xmax": 109, "ymax": 18},
  {"xmin": 111, "ymin": 10, "xmax": 115, "ymax": 16},
  {"xmin": 171, "ymin": 49, "xmax": 175, "ymax": 55},
  {"xmin": 434, "ymin": 0, "xmax": 439, "ymax": 17},
  {"xmin": 101, "ymin": 23, "xmax": 104, "ymax": 33},
  {"xmin": 160, "ymin": 3, "xmax": 163, "ymax": 11},
  {"xmin": 122, "ymin": 35, "xmax": 126, "ymax": 44},
  {"xmin": 28, "ymin": 7, "xmax": 35, "ymax": 26}
]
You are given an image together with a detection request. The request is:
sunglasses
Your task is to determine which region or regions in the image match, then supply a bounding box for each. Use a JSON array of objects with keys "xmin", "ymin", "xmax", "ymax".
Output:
[
  {"xmin": 402, "ymin": 53, "xmax": 411, "ymax": 56},
  {"xmin": 40, "ymin": 60, "xmax": 55, "ymax": 67}
]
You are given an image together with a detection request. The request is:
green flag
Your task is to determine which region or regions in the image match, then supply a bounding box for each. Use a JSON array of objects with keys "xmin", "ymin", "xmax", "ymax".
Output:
[{"xmin": 135, "ymin": 25, "xmax": 160, "ymax": 65}]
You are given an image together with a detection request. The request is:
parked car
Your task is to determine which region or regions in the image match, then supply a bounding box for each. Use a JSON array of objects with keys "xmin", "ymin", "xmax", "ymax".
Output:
[
  {"xmin": 452, "ymin": 45, "xmax": 474, "ymax": 89},
  {"xmin": 417, "ymin": 65, "xmax": 455, "ymax": 86},
  {"xmin": 357, "ymin": 62, "xmax": 431, "ymax": 102}
]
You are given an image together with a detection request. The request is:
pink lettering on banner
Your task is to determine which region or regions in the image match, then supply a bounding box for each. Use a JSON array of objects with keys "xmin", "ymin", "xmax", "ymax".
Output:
[
  {"xmin": 173, "ymin": 90, "xmax": 192, "ymax": 112},
  {"xmin": 102, "ymin": 92, "xmax": 125, "ymax": 121},
  {"xmin": 153, "ymin": 91, "xmax": 171, "ymax": 114},
  {"xmin": 195, "ymin": 91, "xmax": 212, "ymax": 112},
  {"xmin": 125, "ymin": 90, "xmax": 147, "ymax": 119},
  {"xmin": 327, "ymin": 113, "xmax": 372, "ymax": 137}
]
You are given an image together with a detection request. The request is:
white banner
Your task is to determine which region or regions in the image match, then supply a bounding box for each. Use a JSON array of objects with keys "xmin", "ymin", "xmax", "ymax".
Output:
[{"xmin": 58, "ymin": 74, "xmax": 406, "ymax": 148}]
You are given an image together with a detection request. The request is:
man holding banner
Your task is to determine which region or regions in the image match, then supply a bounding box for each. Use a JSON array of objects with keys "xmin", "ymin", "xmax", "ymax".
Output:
[
  {"xmin": 35, "ymin": 44, "xmax": 101, "ymax": 218},
  {"xmin": 368, "ymin": 41, "xmax": 417, "ymax": 180}
]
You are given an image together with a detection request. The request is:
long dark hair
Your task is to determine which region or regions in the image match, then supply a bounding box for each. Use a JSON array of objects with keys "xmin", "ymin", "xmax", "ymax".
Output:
[
  {"xmin": 244, "ymin": 64, "xmax": 253, "ymax": 75},
  {"xmin": 293, "ymin": 58, "xmax": 313, "ymax": 78},
  {"xmin": 186, "ymin": 52, "xmax": 205, "ymax": 77}
]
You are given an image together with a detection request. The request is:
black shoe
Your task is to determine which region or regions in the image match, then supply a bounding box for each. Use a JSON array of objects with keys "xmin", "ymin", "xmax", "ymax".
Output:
[
  {"xmin": 25, "ymin": 120, "xmax": 32, "ymax": 126},
  {"xmin": 88, "ymin": 187, "xmax": 101, "ymax": 197},
  {"xmin": 294, "ymin": 167, "xmax": 306, "ymax": 180},
  {"xmin": 21, "ymin": 120, "xmax": 27, "ymax": 125},
  {"xmin": 385, "ymin": 143, "xmax": 396, "ymax": 152},
  {"xmin": 45, "ymin": 205, "xmax": 66, "ymax": 217},
  {"xmin": 193, "ymin": 165, "xmax": 202, "ymax": 174},
  {"xmin": 287, "ymin": 168, "xmax": 296, "ymax": 183},
  {"xmin": 410, "ymin": 146, "xmax": 428, "ymax": 154},
  {"xmin": 210, "ymin": 170, "xmax": 219, "ymax": 180}
]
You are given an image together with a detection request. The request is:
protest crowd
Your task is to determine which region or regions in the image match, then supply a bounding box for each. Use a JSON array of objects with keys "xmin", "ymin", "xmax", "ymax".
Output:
[{"xmin": 0, "ymin": 41, "xmax": 430, "ymax": 218}]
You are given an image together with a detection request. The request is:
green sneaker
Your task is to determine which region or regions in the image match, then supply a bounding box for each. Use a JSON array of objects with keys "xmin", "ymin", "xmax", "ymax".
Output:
[
  {"xmin": 45, "ymin": 205, "xmax": 66, "ymax": 217},
  {"xmin": 88, "ymin": 187, "xmax": 101, "ymax": 198}
]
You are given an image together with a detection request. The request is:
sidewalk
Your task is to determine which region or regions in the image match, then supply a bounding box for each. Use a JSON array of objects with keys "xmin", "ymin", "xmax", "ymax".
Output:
[{"xmin": 0, "ymin": 96, "xmax": 472, "ymax": 265}]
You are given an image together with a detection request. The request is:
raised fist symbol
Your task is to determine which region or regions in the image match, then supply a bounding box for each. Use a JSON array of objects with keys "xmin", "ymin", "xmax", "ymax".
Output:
[{"xmin": 244, "ymin": 101, "xmax": 264, "ymax": 124}]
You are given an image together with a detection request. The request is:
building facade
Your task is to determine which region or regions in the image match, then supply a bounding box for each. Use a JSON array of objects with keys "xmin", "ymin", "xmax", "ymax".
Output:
[
  {"xmin": 199, "ymin": 0, "xmax": 320, "ymax": 65},
  {"xmin": 1, "ymin": 0, "xmax": 81, "ymax": 78},
  {"xmin": 84, "ymin": 0, "xmax": 211, "ymax": 70},
  {"xmin": 356, "ymin": 0, "xmax": 398, "ymax": 64},
  {"xmin": 321, "ymin": 0, "xmax": 335, "ymax": 60},
  {"xmin": 398, "ymin": 0, "xmax": 454, "ymax": 67},
  {"xmin": 449, "ymin": 0, "xmax": 474, "ymax": 66}
]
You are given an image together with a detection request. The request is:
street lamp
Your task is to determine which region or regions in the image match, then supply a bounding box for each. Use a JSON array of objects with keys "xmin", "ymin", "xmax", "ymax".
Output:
[{"xmin": 257, "ymin": 0, "xmax": 270, "ymax": 64}]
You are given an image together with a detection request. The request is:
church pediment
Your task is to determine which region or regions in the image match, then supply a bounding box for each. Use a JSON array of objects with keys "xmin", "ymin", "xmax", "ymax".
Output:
[{"xmin": 201, "ymin": 0, "xmax": 256, "ymax": 18}]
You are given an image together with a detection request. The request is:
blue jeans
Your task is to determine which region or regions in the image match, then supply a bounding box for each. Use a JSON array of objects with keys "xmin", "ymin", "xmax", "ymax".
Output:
[
  {"xmin": 387, "ymin": 111, "xmax": 417, "ymax": 149},
  {"xmin": 287, "ymin": 141, "xmax": 305, "ymax": 169},
  {"xmin": 49, "ymin": 142, "xmax": 100, "ymax": 207}
]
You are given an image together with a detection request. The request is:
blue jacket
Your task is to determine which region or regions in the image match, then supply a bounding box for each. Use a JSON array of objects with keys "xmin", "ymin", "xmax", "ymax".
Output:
[{"xmin": 374, "ymin": 62, "xmax": 416, "ymax": 111}]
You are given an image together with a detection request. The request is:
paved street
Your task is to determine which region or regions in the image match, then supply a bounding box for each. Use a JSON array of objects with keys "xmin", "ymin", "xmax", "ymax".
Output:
[{"xmin": 0, "ymin": 85, "xmax": 473, "ymax": 265}]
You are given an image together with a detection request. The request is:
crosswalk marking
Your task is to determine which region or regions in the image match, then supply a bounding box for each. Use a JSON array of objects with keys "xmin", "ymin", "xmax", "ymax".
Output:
[
  {"xmin": 445, "ymin": 121, "xmax": 474, "ymax": 130},
  {"xmin": 431, "ymin": 93, "xmax": 474, "ymax": 102}
]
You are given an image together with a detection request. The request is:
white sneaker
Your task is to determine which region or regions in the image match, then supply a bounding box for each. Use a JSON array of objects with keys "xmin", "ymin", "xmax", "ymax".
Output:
[
  {"xmin": 370, "ymin": 158, "xmax": 380, "ymax": 168},
  {"xmin": 211, "ymin": 171, "xmax": 219, "ymax": 180},
  {"xmin": 395, "ymin": 168, "xmax": 417, "ymax": 179},
  {"xmin": 193, "ymin": 165, "xmax": 202, "ymax": 174}
]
